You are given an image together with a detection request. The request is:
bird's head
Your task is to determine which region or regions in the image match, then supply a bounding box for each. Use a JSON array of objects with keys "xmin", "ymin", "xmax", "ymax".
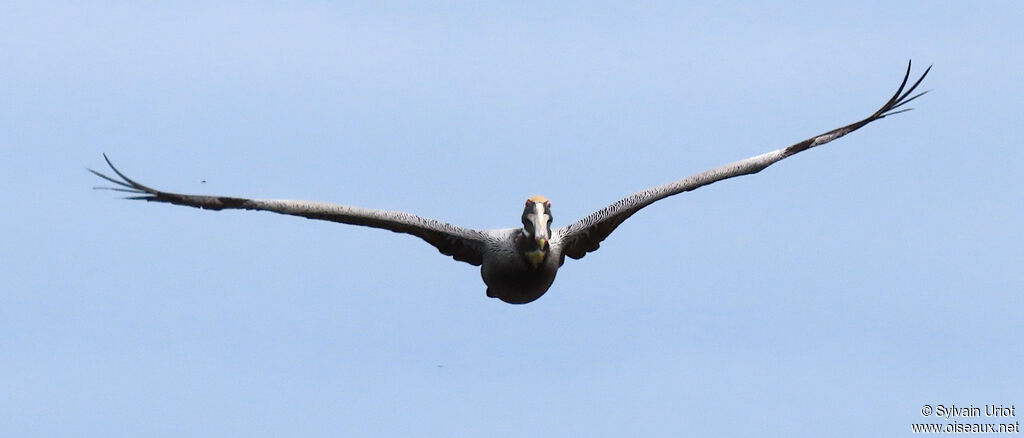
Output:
[{"xmin": 521, "ymin": 195, "xmax": 552, "ymax": 267}]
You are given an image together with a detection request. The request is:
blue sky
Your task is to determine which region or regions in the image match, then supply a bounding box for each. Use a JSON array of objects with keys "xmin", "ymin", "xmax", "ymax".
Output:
[{"xmin": 2, "ymin": 1, "xmax": 1021, "ymax": 436}]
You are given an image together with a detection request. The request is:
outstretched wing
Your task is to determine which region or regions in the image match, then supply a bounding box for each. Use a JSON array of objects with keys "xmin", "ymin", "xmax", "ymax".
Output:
[
  {"xmin": 556, "ymin": 61, "xmax": 930, "ymax": 262},
  {"xmin": 90, "ymin": 155, "xmax": 490, "ymax": 266}
]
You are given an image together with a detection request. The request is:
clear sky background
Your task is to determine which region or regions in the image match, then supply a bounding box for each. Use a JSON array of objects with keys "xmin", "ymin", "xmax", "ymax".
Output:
[{"xmin": 2, "ymin": 1, "xmax": 1021, "ymax": 437}]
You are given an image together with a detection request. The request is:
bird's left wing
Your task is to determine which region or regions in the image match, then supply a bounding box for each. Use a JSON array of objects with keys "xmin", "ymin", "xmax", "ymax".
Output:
[
  {"xmin": 556, "ymin": 61, "xmax": 930, "ymax": 262},
  {"xmin": 90, "ymin": 155, "xmax": 490, "ymax": 266}
]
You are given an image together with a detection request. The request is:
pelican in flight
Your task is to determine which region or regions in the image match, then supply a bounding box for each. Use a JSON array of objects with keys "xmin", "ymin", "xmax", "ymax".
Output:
[{"xmin": 92, "ymin": 62, "xmax": 929, "ymax": 304}]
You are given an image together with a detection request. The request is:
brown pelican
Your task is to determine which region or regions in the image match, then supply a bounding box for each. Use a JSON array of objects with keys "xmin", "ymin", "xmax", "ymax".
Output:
[{"xmin": 91, "ymin": 62, "xmax": 929, "ymax": 304}]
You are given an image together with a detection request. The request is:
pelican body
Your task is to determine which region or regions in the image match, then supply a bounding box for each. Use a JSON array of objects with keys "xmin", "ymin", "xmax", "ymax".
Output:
[
  {"xmin": 479, "ymin": 196, "xmax": 559, "ymax": 303},
  {"xmin": 91, "ymin": 63, "xmax": 929, "ymax": 304}
]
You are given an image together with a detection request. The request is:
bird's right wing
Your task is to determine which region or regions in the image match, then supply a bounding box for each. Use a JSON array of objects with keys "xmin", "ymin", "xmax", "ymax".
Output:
[
  {"xmin": 90, "ymin": 155, "xmax": 490, "ymax": 266},
  {"xmin": 556, "ymin": 61, "xmax": 930, "ymax": 262}
]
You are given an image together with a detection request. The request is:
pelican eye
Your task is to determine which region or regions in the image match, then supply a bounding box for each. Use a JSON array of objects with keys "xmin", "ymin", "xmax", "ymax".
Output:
[{"xmin": 522, "ymin": 217, "xmax": 534, "ymax": 231}]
